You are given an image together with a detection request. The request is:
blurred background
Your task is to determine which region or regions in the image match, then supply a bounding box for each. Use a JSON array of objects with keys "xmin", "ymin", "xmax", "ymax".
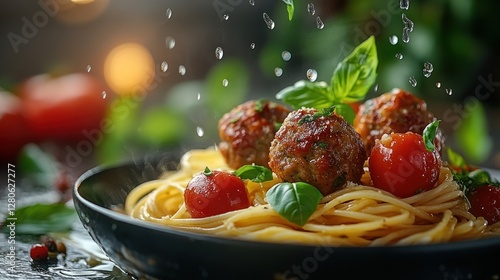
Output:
[{"xmin": 1, "ymin": 0, "xmax": 499, "ymax": 189}]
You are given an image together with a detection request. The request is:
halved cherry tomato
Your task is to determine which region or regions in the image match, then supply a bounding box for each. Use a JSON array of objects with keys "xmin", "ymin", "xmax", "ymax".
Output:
[
  {"xmin": 184, "ymin": 168, "xmax": 250, "ymax": 218},
  {"xmin": 0, "ymin": 91, "xmax": 31, "ymax": 161},
  {"xmin": 368, "ymin": 132, "xmax": 441, "ymax": 198},
  {"xmin": 468, "ymin": 185, "xmax": 500, "ymax": 224},
  {"xmin": 19, "ymin": 73, "xmax": 107, "ymax": 142}
]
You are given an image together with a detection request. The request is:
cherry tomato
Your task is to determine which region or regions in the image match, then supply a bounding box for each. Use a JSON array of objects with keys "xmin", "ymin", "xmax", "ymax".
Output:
[
  {"xmin": 19, "ymin": 73, "xmax": 107, "ymax": 142},
  {"xmin": 368, "ymin": 132, "xmax": 441, "ymax": 198},
  {"xmin": 468, "ymin": 185, "xmax": 500, "ymax": 224},
  {"xmin": 0, "ymin": 91, "xmax": 31, "ymax": 161},
  {"xmin": 184, "ymin": 169, "xmax": 250, "ymax": 218},
  {"xmin": 30, "ymin": 244, "xmax": 49, "ymax": 261}
]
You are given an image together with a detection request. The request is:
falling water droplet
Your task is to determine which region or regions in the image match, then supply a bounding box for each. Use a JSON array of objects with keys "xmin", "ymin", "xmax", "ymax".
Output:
[
  {"xmin": 306, "ymin": 69, "xmax": 318, "ymax": 82},
  {"xmin": 389, "ymin": 35, "xmax": 398, "ymax": 45},
  {"xmin": 422, "ymin": 62, "xmax": 434, "ymax": 78},
  {"xmin": 250, "ymin": 42, "xmax": 256, "ymax": 49},
  {"xmin": 196, "ymin": 126, "xmax": 204, "ymax": 137},
  {"xmin": 101, "ymin": 91, "xmax": 107, "ymax": 99},
  {"xmin": 395, "ymin": 53, "xmax": 404, "ymax": 60},
  {"xmin": 222, "ymin": 79, "xmax": 229, "ymax": 87},
  {"xmin": 401, "ymin": 13, "xmax": 414, "ymax": 43},
  {"xmin": 263, "ymin": 13, "xmax": 275, "ymax": 29},
  {"xmin": 179, "ymin": 65, "xmax": 186, "ymax": 75},
  {"xmin": 374, "ymin": 84, "xmax": 379, "ymax": 92},
  {"xmin": 409, "ymin": 76, "xmax": 417, "ymax": 87},
  {"xmin": 400, "ymin": 0, "xmax": 410, "ymax": 10},
  {"xmin": 316, "ymin": 16, "xmax": 325, "ymax": 29},
  {"xmin": 197, "ymin": 92, "xmax": 201, "ymax": 100},
  {"xmin": 274, "ymin": 67, "xmax": 283, "ymax": 77},
  {"xmin": 86, "ymin": 65, "xmax": 92, "ymax": 73},
  {"xmin": 249, "ymin": 0, "xmax": 255, "ymax": 6},
  {"xmin": 307, "ymin": 3, "xmax": 316, "ymax": 15},
  {"xmin": 436, "ymin": 82, "xmax": 442, "ymax": 88},
  {"xmin": 215, "ymin": 47, "xmax": 224, "ymax": 60},
  {"xmin": 165, "ymin": 36, "xmax": 176, "ymax": 49},
  {"xmin": 281, "ymin": 51, "xmax": 291, "ymax": 61},
  {"xmin": 223, "ymin": 14, "xmax": 229, "ymax": 21},
  {"xmin": 166, "ymin": 8, "xmax": 172, "ymax": 19},
  {"xmin": 160, "ymin": 61, "xmax": 168, "ymax": 72},
  {"xmin": 445, "ymin": 88, "xmax": 453, "ymax": 95}
]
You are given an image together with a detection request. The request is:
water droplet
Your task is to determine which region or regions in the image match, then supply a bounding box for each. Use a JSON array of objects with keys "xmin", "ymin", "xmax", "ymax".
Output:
[
  {"xmin": 101, "ymin": 91, "xmax": 107, "ymax": 99},
  {"xmin": 250, "ymin": 43, "xmax": 256, "ymax": 49},
  {"xmin": 223, "ymin": 14, "xmax": 229, "ymax": 21},
  {"xmin": 196, "ymin": 126, "xmax": 204, "ymax": 137},
  {"xmin": 306, "ymin": 69, "xmax": 317, "ymax": 82},
  {"xmin": 222, "ymin": 79, "xmax": 228, "ymax": 87},
  {"xmin": 436, "ymin": 82, "xmax": 442, "ymax": 88},
  {"xmin": 281, "ymin": 51, "xmax": 291, "ymax": 61},
  {"xmin": 166, "ymin": 8, "xmax": 172, "ymax": 19},
  {"xmin": 215, "ymin": 47, "xmax": 224, "ymax": 60},
  {"xmin": 316, "ymin": 16, "xmax": 325, "ymax": 29},
  {"xmin": 274, "ymin": 67, "xmax": 283, "ymax": 77},
  {"xmin": 165, "ymin": 36, "xmax": 176, "ymax": 49},
  {"xmin": 263, "ymin": 13, "xmax": 275, "ymax": 29},
  {"xmin": 400, "ymin": 0, "xmax": 410, "ymax": 10},
  {"xmin": 197, "ymin": 92, "xmax": 201, "ymax": 100},
  {"xmin": 86, "ymin": 65, "xmax": 92, "ymax": 73},
  {"xmin": 422, "ymin": 61, "xmax": 433, "ymax": 78},
  {"xmin": 161, "ymin": 61, "xmax": 168, "ymax": 72},
  {"xmin": 374, "ymin": 84, "xmax": 379, "ymax": 92},
  {"xmin": 409, "ymin": 76, "xmax": 417, "ymax": 87},
  {"xmin": 401, "ymin": 13, "xmax": 414, "ymax": 43},
  {"xmin": 249, "ymin": 0, "xmax": 255, "ymax": 6},
  {"xmin": 307, "ymin": 3, "xmax": 316, "ymax": 15},
  {"xmin": 389, "ymin": 35, "xmax": 398, "ymax": 45},
  {"xmin": 446, "ymin": 88, "xmax": 453, "ymax": 95},
  {"xmin": 179, "ymin": 65, "xmax": 186, "ymax": 75},
  {"xmin": 395, "ymin": 53, "xmax": 404, "ymax": 60}
]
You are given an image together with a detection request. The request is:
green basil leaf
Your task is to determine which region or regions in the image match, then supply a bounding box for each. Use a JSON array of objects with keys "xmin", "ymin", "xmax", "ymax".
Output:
[
  {"xmin": 333, "ymin": 103, "xmax": 356, "ymax": 125},
  {"xmin": 3, "ymin": 203, "xmax": 77, "ymax": 235},
  {"xmin": 446, "ymin": 148, "xmax": 467, "ymax": 169},
  {"xmin": 276, "ymin": 80, "xmax": 332, "ymax": 109},
  {"xmin": 282, "ymin": 0, "xmax": 294, "ymax": 21},
  {"xmin": 423, "ymin": 120, "xmax": 440, "ymax": 152},
  {"xmin": 331, "ymin": 35, "xmax": 378, "ymax": 102},
  {"xmin": 266, "ymin": 182, "xmax": 323, "ymax": 226},
  {"xmin": 233, "ymin": 165, "xmax": 273, "ymax": 183}
]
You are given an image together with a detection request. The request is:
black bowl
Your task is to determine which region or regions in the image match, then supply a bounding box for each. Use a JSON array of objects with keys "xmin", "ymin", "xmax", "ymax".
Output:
[{"xmin": 74, "ymin": 155, "xmax": 500, "ymax": 280}]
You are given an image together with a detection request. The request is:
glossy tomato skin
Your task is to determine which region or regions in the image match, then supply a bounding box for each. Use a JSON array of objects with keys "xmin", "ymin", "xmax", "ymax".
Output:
[
  {"xmin": 19, "ymin": 73, "xmax": 107, "ymax": 142},
  {"xmin": 368, "ymin": 132, "xmax": 441, "ymax": 198},
  {"xmin": 0, "ymin": 91, "xmax": 31, "ymax": 161},
  {"xmin": 468, "ymin": 185, "xmax": 500, "ymax": 224},
  {"xmin": 184, "ymin": 170, "xmax": 250, "ymax": 218}
]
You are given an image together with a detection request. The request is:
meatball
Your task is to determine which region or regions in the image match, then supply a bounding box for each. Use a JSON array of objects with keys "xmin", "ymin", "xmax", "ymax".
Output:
[
  {"xmin": 268, "ymin": 108, "xmax": 367, "ymax": 195},
  {"xmin": 353, "ymin": 88, "xmax": 444, "ymax": 156},
  {"xmin": 218, "ymin": 100, "xmax": 291, "ymax": 169}
]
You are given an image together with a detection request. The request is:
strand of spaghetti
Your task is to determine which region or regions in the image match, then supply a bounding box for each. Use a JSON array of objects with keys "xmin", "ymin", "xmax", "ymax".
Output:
[
  {"xmin": 396, "ymin": 210, "xmax": 455, "ymax": 245},
  {"xmin": 125, "ymin": 180, "xmax": 165, "ymax": 213}
]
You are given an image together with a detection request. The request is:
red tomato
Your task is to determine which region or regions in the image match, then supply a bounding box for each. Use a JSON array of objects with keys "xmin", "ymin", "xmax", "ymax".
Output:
[
  {"xmin": 30, "ymin": 244, "xmax": 48, "ymax": 261},
  {"xmin": 19, "ymin": 73, "xmax": 107, "ymax": 142},
  {"xmin": 0, "ymin": 91, "xmax": 31, "ymax": 161},
  {"xmin": 184, "ymin": 169, "xmax": 250, "ymax": 218},
  {"xmin": 368, "ymin": 132, "xmax": 441, "ymax": 198},
  {"xmin": 468, "ymin": 185, "xmax": 500, "ymax": 224}
]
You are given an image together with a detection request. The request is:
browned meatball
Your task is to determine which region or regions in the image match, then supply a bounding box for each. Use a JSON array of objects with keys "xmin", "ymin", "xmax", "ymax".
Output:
[
  {"xmin": 353, "ymin": 88, "xmax": 444, "ymax": 156},
  {"xmin": 218, "ymin": 100, "xmax": 291, "ymax": 169},
  {"xmin": 268, "ymin": 108, "xmax": 367, "ymax": 195}
]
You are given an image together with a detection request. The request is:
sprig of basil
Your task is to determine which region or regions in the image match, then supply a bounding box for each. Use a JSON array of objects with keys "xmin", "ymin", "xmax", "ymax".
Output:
[
  {"xmin": 233, "ymin": 165, "xmax": 273, "ymax": 183},
  {"xmin": 266, "ymin": 182, "xmax": 323, "ymax": 226},
  {"xmin": 423, "ymin": 120, "xmax": 440, "ymax": 152},
  {"xmin": 275, "ymin": 36, "xmax": 378, "ymax": 124}
]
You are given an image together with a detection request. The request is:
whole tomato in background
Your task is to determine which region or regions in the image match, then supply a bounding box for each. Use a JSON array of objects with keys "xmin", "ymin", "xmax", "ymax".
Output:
[
  {"xmin": 18, "ymin": 73, "xmax": 108, "ymax": 142},
  {"xmin": 0, "ymin": 90, "xmax": 31, "ymax": 161}
]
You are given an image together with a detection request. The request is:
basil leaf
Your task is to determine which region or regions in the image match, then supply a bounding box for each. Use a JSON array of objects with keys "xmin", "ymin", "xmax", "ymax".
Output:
[
  {"xmin": 282, "ymin": 0, "xmax": 294, "ymax": 21},
  {"xmin": 331, "ymin": 35, "xmax": 378, "ymax": 102},
  {"xmin": 423, "ymin": 120, "xmax": 440, "ymax": 152},
  {"xmin": 266, "ymin": 182, "xmax": 323, "ymax": 226},
  {"xmin": 276, "ymin": 80, "xmax": 332, "ymax": 109},
  {"xmin": 446, "ymin": 148, "xmax": 466, "ymax": 169},
  {"xmin": 3, "ymin": 203, "xmax": 77, "ymax": 235},
  {"xmin": 333, "ymin": 103, "xmax": 356, "ymax": 125},
  {"xmin": 233, "ymin": 165, "xmax": 273, "ymax": 183}
]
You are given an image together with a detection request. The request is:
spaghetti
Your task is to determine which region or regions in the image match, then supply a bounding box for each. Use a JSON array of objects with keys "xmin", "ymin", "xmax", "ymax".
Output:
[{"xmin": 124, "ymin": 147, "xmax": 500, "ymax": 246}]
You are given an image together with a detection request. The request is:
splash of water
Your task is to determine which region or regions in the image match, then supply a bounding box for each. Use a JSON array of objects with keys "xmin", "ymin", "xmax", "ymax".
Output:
[
  {"xmin": 401, "ymin": 13, "xmax": 414, "ymax": 43},
  {"xmin": 422, "ymin": 62, "xmax": 433, "ymax": 78},
  {"xmin": 263, "ymin": 13, "xmax": 275, "ymax": 30}
]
